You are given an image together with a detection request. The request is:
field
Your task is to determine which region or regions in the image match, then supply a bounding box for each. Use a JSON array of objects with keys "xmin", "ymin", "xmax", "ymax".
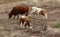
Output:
[{"xmin": 0, "ymin": 0, "xmax": 60, "ymax": 37}]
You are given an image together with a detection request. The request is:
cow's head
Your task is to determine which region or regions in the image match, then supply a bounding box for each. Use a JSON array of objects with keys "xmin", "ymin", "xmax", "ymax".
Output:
[
  {"xmin": 39, "ymin": 9, "xmax": 47, "ymax": 19},
  {"xmin": 8, "ymin": 13, "xmax": 12, "ymax": 19}
]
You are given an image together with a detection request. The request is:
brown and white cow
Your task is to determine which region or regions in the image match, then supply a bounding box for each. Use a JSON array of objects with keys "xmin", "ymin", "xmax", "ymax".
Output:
[
  {"xmin": 29, "ymin": 7, "xmax": 47, "ymax": 19},
  {"xmin": 8, "ymin": 5, "xmax": 29, "ymax": 19},
  {"xmin": 19, "ymin": 15, "xmax": 32, "ymax": 29}
]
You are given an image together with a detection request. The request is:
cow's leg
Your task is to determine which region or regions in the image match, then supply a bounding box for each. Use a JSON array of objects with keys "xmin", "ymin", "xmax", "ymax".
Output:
[
  {"xmin": 13, "ymin": 15, "xmax": 16, "ymax": 19},
  {"xmin": 23, "ymin": 22, "xmax": 26, "ymax": 28},
  {"xmin": 35, "ymin": 13, "xmax": 37, "ymax": 17},
  {"xmin": 18, "ymin": 20, "xmax": 21, "ymax": 28},
  {"xmin": 27, "ymin": 21, "xmax": 32, "ymax": 29},
  {"xmin": 20, "ymin": 22, "xmax": 23, "ymax": 28},
  {"xmin": 24, "ymin": 22, "xmax": 28, "ymax": 29},
  {"xmin": 17, "ymin": 14, "xmax": 19, "ymax": 19},
  {"xmin": 44, "ymin": 25, "xmax": 47, "ymax": 31},
  {"xmin": 24, "ymin": 22, "xmax": 32, "ymax": 29},
  {"xmin": 29, "ymin": 9, "xmax": 36, "ymax": 16},
  {"xmin": 33, "ymin": 12, "xmax": 37, "ymax": 18},
  {"xmin": 19, "ymin": 20, "xmax": 21, "ymax": 25},
  {"xmin": 24, "ymin": 23, "xmax": 27, "ymax": 29},
  {"xmin": 44, "ymin": 13, "xmax": 47, "ymax": 19},
  {"xmin": 43, "ymin": 21, "xmax": 47, "ymax": 31}
]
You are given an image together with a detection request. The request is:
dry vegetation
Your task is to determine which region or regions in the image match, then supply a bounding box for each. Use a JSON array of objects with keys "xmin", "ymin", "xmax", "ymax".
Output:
[{"xmin": 0, "ymin": 0, "xmax": 60, "ymax": 37}]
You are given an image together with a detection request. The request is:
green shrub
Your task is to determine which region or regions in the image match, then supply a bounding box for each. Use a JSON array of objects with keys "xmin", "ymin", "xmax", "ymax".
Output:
[{"xmin": 52, "ymin": 22, "xmax": 60, "ymax": 28}]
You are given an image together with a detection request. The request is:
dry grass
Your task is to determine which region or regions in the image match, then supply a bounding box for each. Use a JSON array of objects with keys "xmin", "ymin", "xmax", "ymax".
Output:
[{"xmin": 0, "ymin": 0, "xmax": 27, "ymax": 4}]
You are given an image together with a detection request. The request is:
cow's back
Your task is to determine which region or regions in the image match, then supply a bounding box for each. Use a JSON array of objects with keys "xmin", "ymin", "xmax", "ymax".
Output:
[{"xmin": 10, "ymin": 5, "xmax": 29, "ymax": 15}]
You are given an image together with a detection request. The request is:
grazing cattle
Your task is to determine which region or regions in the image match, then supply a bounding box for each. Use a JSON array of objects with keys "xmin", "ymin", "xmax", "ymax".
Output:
[
  {"xmin": 29, "ymin": 7, "xmax": 47, "ymax": 19},
  {"xmin": 19, "ymin": 15, "xmax": 32, "ymax": 29},
  {"xmin": 8, "ymin": 5, "xmax": 29, "ymax": 19}
]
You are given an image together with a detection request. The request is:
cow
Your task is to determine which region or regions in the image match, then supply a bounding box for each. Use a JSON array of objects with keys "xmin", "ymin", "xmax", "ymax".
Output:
[
  {"xmin": 29, "ymin": 7, "xmax": 47, "ymax": 19},
  {"xmin": 19, "ymin": 15, "xmax": 32, "ymax": 29},
  {"xmin": 8, "ymin": 5, "xmax": 29, "ymax": 19}
]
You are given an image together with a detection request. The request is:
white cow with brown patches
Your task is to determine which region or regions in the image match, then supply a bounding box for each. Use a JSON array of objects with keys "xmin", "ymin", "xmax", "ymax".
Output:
[{"xmin": 29, "ymin": 7, "xmax": 47, "ymax": 19}]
